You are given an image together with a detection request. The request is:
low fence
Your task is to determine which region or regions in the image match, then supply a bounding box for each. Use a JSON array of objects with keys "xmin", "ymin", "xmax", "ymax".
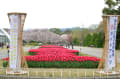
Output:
[{"xmin": 0, "ymin": 67, "xmax": 120, "ymax": 79}]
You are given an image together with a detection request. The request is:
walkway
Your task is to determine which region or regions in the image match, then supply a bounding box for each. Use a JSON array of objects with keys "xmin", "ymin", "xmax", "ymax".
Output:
[{"xmin": 70, "ymin": 46, "xmax": 120, "ymax": 63}]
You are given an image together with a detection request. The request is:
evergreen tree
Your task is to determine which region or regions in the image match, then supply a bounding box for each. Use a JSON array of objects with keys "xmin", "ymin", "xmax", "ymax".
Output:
[
  {"xmin": 83, "ymin": 34, "xmax": 92, "ymax": 46},
  {"xmin": 103, "ymin": 0, "xmax": 120, "ymax": 49}
]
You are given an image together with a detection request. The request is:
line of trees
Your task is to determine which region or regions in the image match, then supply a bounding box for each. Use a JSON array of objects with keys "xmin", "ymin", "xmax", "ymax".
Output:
[
  {"xmin": 49, "ymin": 0, "xmax": 120, "ymax": 49},
  {"xmin": 83, "ymin": 0, "xmax": 120, "ymax": 49},
  {"xmin": 83, "ymin": 32, "xmax": 105, "ymax": 48}
]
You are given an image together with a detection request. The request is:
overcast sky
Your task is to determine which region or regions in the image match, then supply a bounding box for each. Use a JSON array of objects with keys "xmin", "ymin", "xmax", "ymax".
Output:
[{"xmin": 0, "ymin": 0, "xmax": 105, "ymax": 29}]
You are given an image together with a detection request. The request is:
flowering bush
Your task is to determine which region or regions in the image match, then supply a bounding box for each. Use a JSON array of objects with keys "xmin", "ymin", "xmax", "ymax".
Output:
[{"xmin": 3, "ymin": 45, "xmax": 100, "ymax": 68}]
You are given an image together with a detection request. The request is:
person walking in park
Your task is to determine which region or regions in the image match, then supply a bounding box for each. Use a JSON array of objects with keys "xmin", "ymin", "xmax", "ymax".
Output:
[{"xmin": 7, "ymin": 45, "xmax": 9, "ymax": 57}]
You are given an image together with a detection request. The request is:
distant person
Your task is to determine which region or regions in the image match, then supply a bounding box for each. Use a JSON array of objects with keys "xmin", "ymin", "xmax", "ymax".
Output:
[
  {"xmin": 0, "ymin": 43, "xmax": 3, "ymax": 48},
  {"xmin": 71, "ymin": 43, "xmax": 74, "ymax": 49},
  {"xmin": 7, "ymin": 45, "xmax": 9, "ymax": 57},
  {"xmin": 1, "ymin": 43, "xmax": 4, "ymax": 48},
  {"xmin": 0, "ymin": 43, "xmax": 1, "ymax": 48}
]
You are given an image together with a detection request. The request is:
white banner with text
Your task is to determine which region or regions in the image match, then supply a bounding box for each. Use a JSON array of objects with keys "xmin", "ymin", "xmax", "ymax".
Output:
[
  {"xmin": 9, "ymin": 15, "xmax": 19, "ymax": 69},
  {"xmin": 108, "ymin": 16, "xmax": 118, "ymax": 69}
]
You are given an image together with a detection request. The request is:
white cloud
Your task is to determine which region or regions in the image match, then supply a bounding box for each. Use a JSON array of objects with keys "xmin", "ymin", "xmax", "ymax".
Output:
[{"xmin": 0, "ymin": 0, "xmax": 104, "ymax": 29}]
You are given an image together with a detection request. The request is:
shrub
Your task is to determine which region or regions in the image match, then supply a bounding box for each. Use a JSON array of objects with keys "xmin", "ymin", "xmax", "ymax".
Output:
[
  {"xmin": 3, "ymin": 61, "xmax": 99, "ymax": 68},
  {"xmin": 74, "ymin": 52, "xmax": 79, "ymax": 55},
  {"xmin": 29, "ymin": 52, "xmax": 36, "ymax": 55}
]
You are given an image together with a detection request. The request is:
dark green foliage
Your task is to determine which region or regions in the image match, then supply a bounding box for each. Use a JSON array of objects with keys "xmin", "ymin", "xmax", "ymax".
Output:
[
  {"xmin": 29, "ymin": 52, "xmax": 36, "ymax": 55},
  {"xmin": 94, "ymin": 32, "xmax": 105, "ymax": 48},
  {"xmin": 103, "ymin": 0, "xmax": 120, "ymax": 49},
  {"xmin": 103, "ymin": 0, "xmax": 118, "ymax": 15},
  {"xmin": 103, "ymin": 7, "xmax": 118, "ymax": 15},
  {"xmin": 49, "ymin": 28, "xmax": 63, "ymax": 35},
  {"xmin": 27, "ymin": 40, "xmax": 39, "ymax": 46},
  {"xmin": 83, "ymin": 32, "xmax": 105, "ymax": 48},
  {"xmin": 116, "ymin": 22, "xmax": 120, "ymax": 49},
  {"xmin": 3, "ymin": 61, "xmax": 99, "ymax": 68},
  {"xmin": 23, "ymin": 40, "xmax": 27, "ymax": 46},
  {"xmin": 73, "ymin": 37, "xmax": 80, "ymax": 45},
  {"xmin": 3, "ymin": 61, "xmax": 7, "ymax": 67},
  {"xmin": 83, "ymin": 34, "xmax": 92, "ymax": 46},
  {"xmin": 74, "ymin": 52, "xmax": 79, "ymax": 55},
  {"xmin": 63, "ymin": 29, "xmax": 72, "ymax": 34},
  {"xmin": 29, "ymin": 52, "xmax": 79, "ymax": 56},
  {"xmin": 23, "ymin": 40, "xmax": 27, "ymax": 43},
  {"xmin": 29, "ymin": 40, "xmax": 38, "ymax": 43}
]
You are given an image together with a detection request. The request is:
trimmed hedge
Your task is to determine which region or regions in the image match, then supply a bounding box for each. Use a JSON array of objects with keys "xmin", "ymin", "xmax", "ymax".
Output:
[
  {"xmin": 29, "ymin": 52, "xmax": 36, "ymax": 55},
  {"xmin": 3, "ymin": 61, "xmax": 7, "ymax": 67},
  {"xmin": 74, "ymin": 52, "xmax": 79, "ymax": 55},
  {"xmin": 3, "ymin": 61, "xmax": 99, "ymax": 68}
]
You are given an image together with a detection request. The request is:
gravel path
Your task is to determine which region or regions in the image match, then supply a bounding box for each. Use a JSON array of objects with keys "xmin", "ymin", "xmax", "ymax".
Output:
[{"xmin": 0, "ymin": 50, "xmax": 8, "ymax": 59}]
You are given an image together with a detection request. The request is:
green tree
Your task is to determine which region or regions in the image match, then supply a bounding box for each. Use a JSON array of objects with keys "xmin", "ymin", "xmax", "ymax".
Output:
[
  {"xmin": 103, "ymin": 0, "xmax": 120, "ymax": 49},
  {"xmin": 49, "ymin": 28, "xmax": 63, "ymax": 35},
  {"xmin": 91, "ymin": 33, "xmax": 98, "ymax": 46},
  {"xmin": 73, "ymin": 37, "xmax": 80, "ymax": 45},
  {"xmin": 116, "ymin": 23, "xmax": 120, "ymax": 49},
  {"xmin": 94, "ymin": 32, "xmax": 105, "ymax": 48},
  {"xmin": 105, "ymin": 0, "xmax": 116, "ymax": 8},
  {"xmin": 63, "ymin": 29, "xmax": 72, "ymax": 34},
  {"xmin": 72, "ymin": 27, "xmax": 89, "ymax": 46},
  {"xmin": 83, "ymin": 32, "xmax": 105, "ymax": 48},
  {"xmin": 103, "ymin": 0, "xmax": 119, "ymax": 15},
  {"xmin": 83, "ymin": 34, "xmax": 92, "ymax": 46}
]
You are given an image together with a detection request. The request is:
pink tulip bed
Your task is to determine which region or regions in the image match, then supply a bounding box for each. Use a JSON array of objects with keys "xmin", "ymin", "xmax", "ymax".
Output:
[
  {"xmin": 3, "ymin": 45, "xmax": 100, "ymax": 68},
  {"xmin": 29, "ymin": 45, "xmax": 79, "ymax": 55}
]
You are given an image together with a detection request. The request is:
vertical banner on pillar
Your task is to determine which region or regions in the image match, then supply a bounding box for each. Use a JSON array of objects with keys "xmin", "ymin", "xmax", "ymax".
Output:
[
  {"xmin": 108, "ymin": 16, "xmax": 118, "ymax": 69},
  {"xmin": 9, "ymin": 15, "xmax": 19, "ymax": 69}
]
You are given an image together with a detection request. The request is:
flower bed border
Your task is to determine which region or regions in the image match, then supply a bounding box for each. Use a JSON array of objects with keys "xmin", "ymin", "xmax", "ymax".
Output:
[{"xmin": 3, "ymin": 61, "xmax": 99, "ymax": 68}]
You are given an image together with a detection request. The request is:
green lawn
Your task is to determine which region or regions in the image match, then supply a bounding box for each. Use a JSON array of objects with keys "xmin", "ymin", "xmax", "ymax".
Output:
[
  {"xmin": 24, "ymin": 51, "xmax": 30, "ymax": 56},
  {"xmin": 79, "ymin": 52, "xmax": 93, "ymax": 56}
]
